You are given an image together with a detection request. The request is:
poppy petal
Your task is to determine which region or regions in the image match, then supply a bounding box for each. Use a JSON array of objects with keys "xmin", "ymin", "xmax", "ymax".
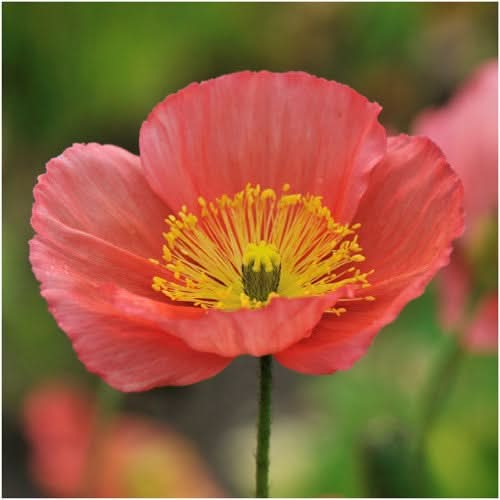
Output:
[
  {"xmin": 140, "ymin": 71, "xmax": 386, "ymax": 222},
  {"xmin": 356, "ymin": 135, "xmax": 464, "ymax": 287},
  {"xmin": 30, "ymin": 227, "xmax": 171, "ymax": 301},
  {"xmin": 30, "ymin": 239, "xmax": 231, "ymax": 391},
  {"xmin": 109, "ymin": 285, "xmax": 353, "ymax": 357},
  {"xmin": 275, "ymin": 135, "xmax": 464, "ymax": 374},
  {"xmin": 30, "ymin": 143, "xmax": 178, "ymax": 300},
  {"xmin": 32, "ymin": 143, "xmax": 169, "ymax": 258}
]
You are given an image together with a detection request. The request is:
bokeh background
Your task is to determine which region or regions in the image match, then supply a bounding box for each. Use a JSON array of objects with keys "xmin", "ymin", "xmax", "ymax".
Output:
[{"xmin": 3, "ymin": 2, "xmax": 498, "ymax": 497}]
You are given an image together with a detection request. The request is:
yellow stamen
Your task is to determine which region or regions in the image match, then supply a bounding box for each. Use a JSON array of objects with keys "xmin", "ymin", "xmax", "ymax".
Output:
[{"xmin": 152, "ymin": 184, "xmax": 374, "ymax": 311}]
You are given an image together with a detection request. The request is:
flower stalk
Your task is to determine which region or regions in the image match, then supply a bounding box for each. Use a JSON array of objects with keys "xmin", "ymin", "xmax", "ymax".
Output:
[
  {"xmin": 256, "ymin": 355, "xmax": 273, "ymax": 497},
  {"xmin": 414, "ymin": 335, "xmax": 464, "ymax": 494}
]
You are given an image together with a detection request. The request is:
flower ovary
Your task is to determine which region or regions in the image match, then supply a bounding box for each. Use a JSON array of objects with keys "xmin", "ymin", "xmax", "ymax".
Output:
[{"xmin": 242, "ymin": 242, "xmax": 281, "ymax": 301}]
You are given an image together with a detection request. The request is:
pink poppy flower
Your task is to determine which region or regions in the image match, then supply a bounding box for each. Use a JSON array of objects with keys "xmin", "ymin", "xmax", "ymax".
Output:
[
  {"xmin": 23, "ymin": 381, "xmax": 223, "ymax": 497},
  {"xmin": 30, "ymin": 71, "xmax": 464, "ymax": 391},
  {"xmin": 413, "ymin": 61, "xmax": 497, "ymax": 352}
]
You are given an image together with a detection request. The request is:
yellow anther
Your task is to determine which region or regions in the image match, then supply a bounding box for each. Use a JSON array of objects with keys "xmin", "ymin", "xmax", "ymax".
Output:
[
  {"xmin": 261, "ymin": 188, "xmax": 276, "ymax": 201},
  {"xmin": 152, "ymin": 276, "xmax": 167, "ymax": 292},
  {"xmin": 162, "ymin": 245, "xmax": 172, "ymax": 262},
  {"xmin": 240, "ymin": 293, "xmax": 251, "ymax": 308},
  {"xmin": 351, "ymin": 254, "xmax": 366, "ymax": 262},
  {"xmin": 279, "ymin": 194, "xmax": 302, "ymax": 207}
]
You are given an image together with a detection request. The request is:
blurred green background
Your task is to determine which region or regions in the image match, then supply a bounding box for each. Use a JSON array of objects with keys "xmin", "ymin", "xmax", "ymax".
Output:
[{"xmin": 3, "ymin": 2, "xmax": 498, "ymax": 497}]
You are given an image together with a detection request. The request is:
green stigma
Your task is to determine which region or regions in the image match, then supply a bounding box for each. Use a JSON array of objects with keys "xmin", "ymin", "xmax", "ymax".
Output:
[{"xmin": 242, "ymin": 241, "xmax": 281, "ymax": 302}]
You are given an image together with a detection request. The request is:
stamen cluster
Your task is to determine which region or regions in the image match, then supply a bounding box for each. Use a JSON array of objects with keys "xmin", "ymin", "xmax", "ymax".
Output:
[{"xmin": 151, "ymin": 184, "xmax": 374, "ymax": 312}]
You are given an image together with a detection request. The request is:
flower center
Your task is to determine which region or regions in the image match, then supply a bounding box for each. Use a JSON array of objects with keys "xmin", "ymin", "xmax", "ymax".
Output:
[
  {"xmin": 151, "ymin": 184, "xmax": 374, "ymax": 312},
  {"xmin": 242, "ymin": 241, "xmax": 281, "ymax": 302}
]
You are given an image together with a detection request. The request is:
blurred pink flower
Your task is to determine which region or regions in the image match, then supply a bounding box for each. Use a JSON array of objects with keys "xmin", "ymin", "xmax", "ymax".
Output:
[
  {"xmin": 465, "ymin": 293, "xmax": 498, "ymax": 354},
  {"xmin": 30, "ymin": 72, "xmax": 463, "ymax": 390},
  {"xmin": 413, "ymin": 60, "xmax": 498, "ymax": 353},
  {"xmin": 23, "ymin": 382, "xmax": 223, "ymax": 497}
]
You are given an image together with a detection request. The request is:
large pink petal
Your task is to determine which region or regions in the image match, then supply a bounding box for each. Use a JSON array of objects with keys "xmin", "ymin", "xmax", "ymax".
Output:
[
  {"xmin": 140, "ymin": 71, "xmax": 386, "ymax": 222},
  {"xmin": 30, "ymin": 229, "xmax": 171, "ymax": 301},
  {"xmin": 31, "ymin": 143, "xmax": 177, "ymax": 299},
  {"xmin": 30, "ymin": 238, "xmax": 230, "ymax": 391},
  {"xmin": 463, "ymin": 293, "xmax": 498, "ymax": 354},
  {"xmin": 32, "ymin": 143, "xmax": 169, "ymax": 258},
  {"xmin": 108, "ymin": 286, "xmax": 353, "ymax": 357},
  {"xmin": 413, "ymin": 60, "xmax": 498, "ymax": 236},
  {"xmin": 46, "ymin": 286, "xmax": 231, "ymax": 391},
  {"xmin": 276, "ymin": 135, "xmax": 464, "ymax": 374},
  {"xmin": 356, "ymin": 135, "xmax": 464, "ymax": 283}
]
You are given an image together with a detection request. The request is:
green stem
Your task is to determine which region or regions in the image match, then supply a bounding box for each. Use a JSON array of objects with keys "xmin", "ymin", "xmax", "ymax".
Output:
[
  {"xmin": 256, "ymin": 355, "xmax": 273, "ymax": 498},
  {"xmin": 414, "ymin": 336, "xmax": 464, "ymax": 494}
]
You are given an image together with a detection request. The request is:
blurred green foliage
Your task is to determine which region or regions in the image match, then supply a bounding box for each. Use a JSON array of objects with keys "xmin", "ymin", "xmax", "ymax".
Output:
[
  {"xmin": 292, "ymin": 290, "xmax": 497, "ymax": 498},
  {"xmin": 3, "ymin": 2, "xmax": 497, "ymax": 497}
]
